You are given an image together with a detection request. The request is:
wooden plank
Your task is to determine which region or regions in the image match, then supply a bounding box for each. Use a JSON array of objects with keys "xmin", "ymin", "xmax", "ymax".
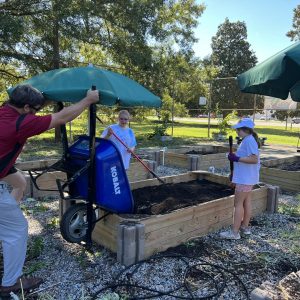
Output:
[
  {"xmin": 134, "ymin": 185, "xmax": 265, "ymax": 229},
  {"xmin": 260, "ymin": 168, "xmax": 300, "ymax": 180},
  {"xmin": 126, "ymin": 162, "xmax": 149, "ymax": 182},
  {"xmin": 16, "ymin": 159, "xmax": 59, "ymax": 170},
  {"xmin": 142, "ymin": 195, "xmax": 235, "ymax": 233},
  {"xmin": 260, "ymin": 176, "xmax": 299, "ymax": 189},
  {"xmin": 262, "ymin": 156, "xmax": 298, "ymax": 167},
  {"xmin": 33, "ymin": 171, "xmax": 66, "ymax": 188},
  {"xmin": 144, "ymin": 217, "xmax": 233, "ymax": 257},
  {"xmin": 252, "ymin": 199, "xmax": 268, "ymax": 212},
  {"xmin": 145, "ymin": 198, "xmax": 266, "ymax": 257},
  {"xmin": 141, "ymin": 187, "xmax": 265, "ymax": 231},
  {"xmin": 252, "ymin": 194, "xmax": 268, "ymax": 206},
  {"xmin": 260, "ymin": 175, "xmax": 300, "ymax": 191},
  {"xmin": 130, "ymin": 173, "xmax": 197, "ymax": 189},
  {"xmin": 261, "ymin": 172, "xmax": 300, "ymax": 183},
  {"xmin": 92, "ymin": 228, "xmax": 117, "ymax": 252},
  {"xmin": 261, "ymin": 167, "xmax": 300, "ymax": 178},
  {"xmin": 160, "ymin": 148, "xmax": 230, "ymax": 169},
  {"xmin": 145, "ymin": 206, "xmax": 233, "ymax": 245},
  {"xmin": 201, "ymin": 173, "xmax": 231, "ymax": 185},
  {"xmin": 252, "ymin": 187, "xmax": 268, "ymax": 198}
]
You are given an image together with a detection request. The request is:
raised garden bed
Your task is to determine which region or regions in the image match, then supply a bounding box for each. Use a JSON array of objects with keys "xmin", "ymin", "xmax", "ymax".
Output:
[
  {"xmin": 152, "ymin": 145, "xmax": 233, "ymax": 171},
  {"xmin": 260, "ymin": 156, "xmax": 300, "ymax": 192},
  {"xmin": 92, "ymin": 172, "xmax": 277, "ymax": 265}
]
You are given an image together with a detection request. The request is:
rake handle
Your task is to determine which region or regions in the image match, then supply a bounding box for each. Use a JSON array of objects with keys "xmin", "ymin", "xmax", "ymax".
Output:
[
  {"xmin": 229, "ymin": 136, "xmax": 234, "ymax": 180},
  {"xmin": 111, "ymin": 131, "xmax": 165, "ymax": 184}
]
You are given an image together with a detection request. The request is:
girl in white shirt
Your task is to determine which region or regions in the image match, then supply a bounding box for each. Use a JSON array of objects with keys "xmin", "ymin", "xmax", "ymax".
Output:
[
  {"xmin": 102, "ymin": 110, "xmax": 137, "ymax": 170},
  {"xmin": 220, "ymin": 118, "xmax": 260, "ymax": 240}
]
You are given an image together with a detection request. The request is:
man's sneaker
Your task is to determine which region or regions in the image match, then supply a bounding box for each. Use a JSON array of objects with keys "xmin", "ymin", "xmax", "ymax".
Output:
[
  {"xmin": 219, "ymin": 230, "xmax": 241, "ymax": 240},
  {"xmin": 240, "ymin": 226, "xmax": 251, "ymax": 235}
]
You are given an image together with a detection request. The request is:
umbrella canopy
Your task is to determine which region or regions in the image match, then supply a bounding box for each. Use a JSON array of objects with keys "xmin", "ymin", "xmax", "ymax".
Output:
[
  {"xmin": 8, "ymin": 66, "xmax": 161, "ymax": 107},
  {"xmin": 237, "ymin": 42, "xmax": 300, "ymax": 101}
]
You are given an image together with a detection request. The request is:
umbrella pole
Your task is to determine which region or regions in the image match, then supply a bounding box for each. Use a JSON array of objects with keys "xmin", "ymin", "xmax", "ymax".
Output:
[
  {"xmin": 86, "ymin": 86, "xmax": 97, "ymax": 249},
  {"xmin": 57, "ymin": 102, "xmax": 69, "ymax": 159}
]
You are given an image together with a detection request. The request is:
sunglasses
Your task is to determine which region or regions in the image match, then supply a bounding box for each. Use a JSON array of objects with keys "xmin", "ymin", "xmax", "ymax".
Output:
[{"xmin": 29, "ymin": 105, "xmax": 42, "ymax": 112}]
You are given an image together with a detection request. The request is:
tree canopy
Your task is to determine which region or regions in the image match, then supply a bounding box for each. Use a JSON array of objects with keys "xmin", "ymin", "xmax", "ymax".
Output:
[
  {"xmin": 211, "ymin": 18, "xmax": 257, "ymax": 77},
  {"xmin": 210, "ymin": 18, "xmax": 262, "ymax": 114},
  {"xmin": 0, "ymin": 0, "xmax": 205, "ymax": 77},
  {"xmin": 287, "ymin": 4, "xmax": 300, "ymax": 41}
]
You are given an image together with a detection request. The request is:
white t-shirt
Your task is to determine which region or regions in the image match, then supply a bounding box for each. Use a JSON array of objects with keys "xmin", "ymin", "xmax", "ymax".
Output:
[
  {"xmin": 101, "ymin": 124, "xmax": 137, "ymax": 170},
  {"xmin": 232, "ymin": 135, "xmax": 260, "ymax": 185}
]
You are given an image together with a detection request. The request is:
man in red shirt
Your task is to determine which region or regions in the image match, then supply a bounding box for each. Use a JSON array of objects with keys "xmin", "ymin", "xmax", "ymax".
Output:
[{"xmin": 0, "ymin": 84, "xmax": 99, "ymax": 295}]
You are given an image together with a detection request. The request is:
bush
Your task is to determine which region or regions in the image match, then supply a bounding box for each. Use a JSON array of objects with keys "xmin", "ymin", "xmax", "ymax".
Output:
[
  {"xmin": 147, "ymin": 122, "xmax": 169, "ymax": 139},
  {"xmin": 215, "ymin": 105, "xmax": 237, "ymax": 135},
  {"xmin": 158, "ymin": 92, "xmax": 188, "ymax": 123}
]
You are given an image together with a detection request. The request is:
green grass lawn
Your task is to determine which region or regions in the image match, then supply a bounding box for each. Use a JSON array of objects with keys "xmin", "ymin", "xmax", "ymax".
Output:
[{"xmin": 19, "ymin": 117, "xmax": 299, "ymax": 161}]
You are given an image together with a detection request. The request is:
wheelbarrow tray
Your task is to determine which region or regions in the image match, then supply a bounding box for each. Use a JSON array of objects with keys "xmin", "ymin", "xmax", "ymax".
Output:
[{"xmin": 69, "ymin": 135, "xmax": 134, "ymax": 214}]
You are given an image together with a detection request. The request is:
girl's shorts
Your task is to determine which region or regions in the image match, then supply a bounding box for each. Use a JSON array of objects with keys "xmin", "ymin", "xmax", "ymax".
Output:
[{"xmin": 235, "ymin": 184, "xmax": 253, "ymax": 192}]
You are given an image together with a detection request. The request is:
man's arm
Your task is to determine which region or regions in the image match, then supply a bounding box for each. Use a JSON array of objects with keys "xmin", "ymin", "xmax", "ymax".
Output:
[{"xmin": 48, "ymin": 90, "xmax": 99, "ymax": 129}]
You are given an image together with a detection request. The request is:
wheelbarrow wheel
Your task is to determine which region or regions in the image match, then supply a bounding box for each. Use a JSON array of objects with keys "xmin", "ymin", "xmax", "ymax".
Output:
[{"xmin": 60, "ymin": 203, "xmax": 96, "ymax": 243}]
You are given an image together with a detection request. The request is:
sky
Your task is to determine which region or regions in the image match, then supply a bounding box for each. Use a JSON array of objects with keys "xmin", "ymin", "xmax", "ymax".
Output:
[{"xmin": 193, "ymin": 0, "xmax": 299, "ymax": 63}]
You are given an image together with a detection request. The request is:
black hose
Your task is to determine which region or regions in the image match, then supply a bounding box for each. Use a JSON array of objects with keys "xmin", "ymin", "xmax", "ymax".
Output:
[{"xmin": 91, "ymin": 253, "xmax": 250, "ymax": 300}]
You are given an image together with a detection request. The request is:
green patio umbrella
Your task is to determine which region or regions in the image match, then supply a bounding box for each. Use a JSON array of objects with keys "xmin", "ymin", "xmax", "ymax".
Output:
[
  {"xmin": 237, "ymin": 41, "xmax": 300, "ymax": 101},
  {"xmin": 8, "ymin": 66, "xmax": 161, "ymax": 107}
]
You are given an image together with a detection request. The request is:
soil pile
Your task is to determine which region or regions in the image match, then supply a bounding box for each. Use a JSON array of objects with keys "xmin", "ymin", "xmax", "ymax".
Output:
[
  {"xmin": 185, "ymin": 150, "xmax": 214, "ymax": 155},
  {"xmin": 132, "ymin": 179, "xmax": 233, "ymax": 215},
  {"xmin": 270, "ymin": 161, "xmax": 300, "ymax": 171}
]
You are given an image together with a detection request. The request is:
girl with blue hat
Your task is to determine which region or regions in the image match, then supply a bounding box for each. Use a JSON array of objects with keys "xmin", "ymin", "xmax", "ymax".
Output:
[{"xmin": 220, "ymin": 118, "xmax": 260, "ymax": 240}]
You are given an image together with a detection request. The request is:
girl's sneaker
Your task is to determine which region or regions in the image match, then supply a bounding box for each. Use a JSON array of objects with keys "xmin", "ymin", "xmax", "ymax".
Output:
[
  {"xmin": 240, "ymin": 226, "xmax": 251, "ymax": 235},
  {"xmin": 219, "ymin": 230, "xmax": 241, "ymax": 240}
]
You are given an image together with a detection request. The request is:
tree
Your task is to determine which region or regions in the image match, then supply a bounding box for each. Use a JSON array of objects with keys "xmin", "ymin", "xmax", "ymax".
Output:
[
  {"xmin": 0, "ymin": 0, "xmax": 205, "ymax": 138},
  {"xmin": 210, "ymin": 77, "xmax": 264, "ymax": 116},
  {"xmin": 147, "ymin": 46, "xmax": 218, "ymax": 114},
  {"xmin": 0, "ymin": 0, "xmax": 205, "ymax": 79},
  {"xmin": 211, "ymin": 18, "xmax": 257, "ymax": 77},
  {"xmin": 210, "ymin": 18, "xmax": 261, "ymax": 115},
  {"xmin": 287, "ymin": 5, "xmax": 300, "ymax": 41}
]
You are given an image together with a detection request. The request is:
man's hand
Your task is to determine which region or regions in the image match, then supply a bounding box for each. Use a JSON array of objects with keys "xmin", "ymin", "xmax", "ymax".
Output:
[
  {"xmin": 86, "ymin": 89, "xmax": 99, "ymax": 104},
  {"xmin": 228, "ymin": 153, "xmax": 240, "ymax": 162}
]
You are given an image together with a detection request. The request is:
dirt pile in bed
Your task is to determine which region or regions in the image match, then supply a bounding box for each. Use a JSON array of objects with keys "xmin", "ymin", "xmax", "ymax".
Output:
[
  {"xmin": 269, "ymin": 161, "xmax": 300, "ymax": 171},
  {"xmin": 185, "ymin": 150, "xmax": 214, "ymax": 155},
  {"xmin": 132, "ymin": 179, "xmax": 233, "ymax": 215}
]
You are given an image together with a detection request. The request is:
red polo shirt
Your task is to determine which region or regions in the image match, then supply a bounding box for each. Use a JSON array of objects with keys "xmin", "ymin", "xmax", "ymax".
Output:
[{"xmin": 0, "ymin": 104, "xmax": 52, "ymax": 179}]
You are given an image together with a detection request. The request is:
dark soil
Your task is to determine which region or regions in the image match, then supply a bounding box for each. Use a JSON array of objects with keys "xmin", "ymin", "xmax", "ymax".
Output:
[
  {"xmin": 132, "ymin": 180, "xmax": 233, "ymax": 215},
  {"xmin": 269, "ymin": 161, "xmax": 300, "ymax": 171},
  {"xmin": 185, "ymin": 150, "xmax": 215, "ymax": 155}
]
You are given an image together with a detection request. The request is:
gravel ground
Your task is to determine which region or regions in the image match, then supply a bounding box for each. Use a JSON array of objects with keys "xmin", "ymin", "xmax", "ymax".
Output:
[
  {"xmin": 156, "ymin": 165, "xmax": 188, "ymax": 176},
  {"xmin": 1, "ymin": 166, "xmax": 300, "ymax": 300}
]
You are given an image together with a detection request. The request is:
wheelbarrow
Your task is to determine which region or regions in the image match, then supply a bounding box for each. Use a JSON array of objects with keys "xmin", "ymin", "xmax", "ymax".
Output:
[{"xmin": 29, "ymin": 101, "xmax": 134, "ymax": 248}]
